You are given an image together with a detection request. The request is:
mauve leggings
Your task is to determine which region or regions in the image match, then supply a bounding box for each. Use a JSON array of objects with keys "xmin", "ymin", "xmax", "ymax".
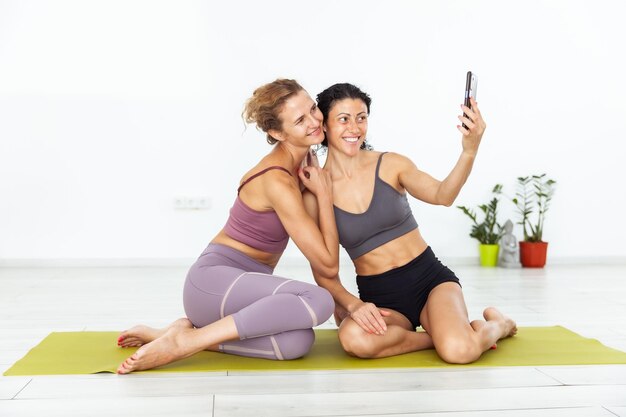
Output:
[{"xmin": 183, "ymin": 244, "xmax": 334, "ymax": 360}]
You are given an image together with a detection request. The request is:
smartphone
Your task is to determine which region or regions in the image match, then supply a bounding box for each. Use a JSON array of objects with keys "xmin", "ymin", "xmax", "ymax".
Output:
[{"xmin": 463, "ymin": 71, "xmax": 477, "ymax": 129}]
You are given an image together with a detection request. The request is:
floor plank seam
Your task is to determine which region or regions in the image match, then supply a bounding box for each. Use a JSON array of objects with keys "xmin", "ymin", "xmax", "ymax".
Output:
[
  {"xmin": 10, "ymin": 378, "xmax": 32, "ymax": 400},
  {"xmin": 534, "ymin": 367, "xmax": 567, "ymax": 385},
  {"xmin": 603, "ymin": 406, "xmax": 622, "ymax": 417}
]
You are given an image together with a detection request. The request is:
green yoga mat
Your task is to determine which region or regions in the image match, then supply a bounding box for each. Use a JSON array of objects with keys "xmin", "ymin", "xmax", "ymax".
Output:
[{"xmin": 5, "ymin": 326, "xmax": 626, "ymax": 376}]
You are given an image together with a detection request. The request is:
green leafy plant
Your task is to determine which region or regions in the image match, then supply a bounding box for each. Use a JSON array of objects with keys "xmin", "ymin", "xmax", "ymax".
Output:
[
  {"xmin": 457, "ymin": 184, "xmax": 504, "ymax": 245},
  {"xmin": 512, "ymin": 174, "xmax": 556, "ymax": 242}
]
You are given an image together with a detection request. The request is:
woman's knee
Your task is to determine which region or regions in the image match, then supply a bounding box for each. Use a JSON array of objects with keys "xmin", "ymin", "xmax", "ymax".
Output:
[
  {"xmin": 274, "ymin": 329, "xmax": 315, "ymax": 360},
  {"xmin": 435, "ymin": 336, "xmax": 481, "ymax": 364},
  {"xmin": 308, "ymin": 286, "xmax": 334, "ymax": 325},
  {"xmin": 338, "ymin": 322, "xmax": 378, "ymax": 359}
]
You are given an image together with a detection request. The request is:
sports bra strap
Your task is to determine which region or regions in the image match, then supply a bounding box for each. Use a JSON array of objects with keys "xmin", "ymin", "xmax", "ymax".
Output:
[
  {"xmin": 237, "ymin": 166, "xmax": 293, "ymax": 194},
  {"xmin": 375, "ymin": 152, "xmax": 388, "ymax": 177}
]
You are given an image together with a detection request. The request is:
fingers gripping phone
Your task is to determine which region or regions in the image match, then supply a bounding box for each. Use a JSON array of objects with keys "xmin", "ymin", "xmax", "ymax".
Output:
[{"xmin": 463, "ymin": 71, "xmax": 477, "ymax": 129}]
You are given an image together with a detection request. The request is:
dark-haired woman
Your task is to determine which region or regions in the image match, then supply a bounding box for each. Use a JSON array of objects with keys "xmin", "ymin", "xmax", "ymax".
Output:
[
  {"xmin": 304, "ymin": 83, "xmax": 516, "ymax": 363},
  {"xmin": 116, "ymin": 79, "xmax": 337, "ymax": 373}
]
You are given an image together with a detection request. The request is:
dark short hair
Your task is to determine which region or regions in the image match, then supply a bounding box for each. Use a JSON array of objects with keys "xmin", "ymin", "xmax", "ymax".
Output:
[{"xmin": 316, "ymin": 83, "xmax": 372, "ymax": 149}]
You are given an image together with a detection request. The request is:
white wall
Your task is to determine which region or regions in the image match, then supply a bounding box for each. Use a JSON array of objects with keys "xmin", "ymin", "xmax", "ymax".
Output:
[{"xmin": 1, "ymin": 0, "xmax": 625, "ymax": 264}]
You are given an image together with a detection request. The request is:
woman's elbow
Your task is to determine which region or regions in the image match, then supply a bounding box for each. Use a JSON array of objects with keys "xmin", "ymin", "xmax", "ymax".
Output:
[
  {"xmin": 315, "ymin": 263, "xmax": 339, "ymax": 279},
  {"xmin": 437, "ymin": 194, "xmax": 456, "ymax": 207},
  {"xmin": 324, "ymin": 264, "xmax": 340, "ymax": 278}
]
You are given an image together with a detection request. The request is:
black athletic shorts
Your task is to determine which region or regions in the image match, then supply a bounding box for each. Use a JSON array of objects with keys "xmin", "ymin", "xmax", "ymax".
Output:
[{"xmin": 356, "ymin": 246, "xmax": 461, "ymax": 329}]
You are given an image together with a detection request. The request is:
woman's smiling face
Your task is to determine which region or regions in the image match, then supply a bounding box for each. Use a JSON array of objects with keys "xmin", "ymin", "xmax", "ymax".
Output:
[
  {"xmin": 324, "ymin": 98, "xmax": 369, "ymax": 155},
  {"xmin": 273, "ymin": 90, "xmax": 324, "ymax": 146}
]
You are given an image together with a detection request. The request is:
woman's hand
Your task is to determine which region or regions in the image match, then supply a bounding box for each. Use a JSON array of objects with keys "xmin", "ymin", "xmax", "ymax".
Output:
[
  {"xmin": 348, "ymin": 301, "xmax": 391, "ymax": 335},
  {"xmin": 457, "ymin": 97, "xmax": 486, "ymax": 157},
  {"xmin": 298, "ymin": 151, "xmax": 333, "ymax": 198}
]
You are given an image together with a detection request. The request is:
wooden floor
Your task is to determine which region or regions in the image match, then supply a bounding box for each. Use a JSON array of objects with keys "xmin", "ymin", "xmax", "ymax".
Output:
[{"xmin": 1, "ymin": 260, "xmax": 626, "ymax": 416}]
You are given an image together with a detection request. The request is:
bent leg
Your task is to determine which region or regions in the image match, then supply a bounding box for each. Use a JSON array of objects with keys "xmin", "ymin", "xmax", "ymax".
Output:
[
  {"xmin": 220, "ymin": 328, "xmax": 315, "ymax": 360},
  {"xmin": 185, "ymin": 262, "xmax": 333, "ymax": 335},
  {"xmin": 338, "ymin": 309, "xmax": 434, "ymax": 359},
  {"xmin": 419, "ymin": 282, "xmax": 517, "ymax": 364},
  {"xmin": 221, "ymin": 272, "xmax": 334, "ymax": 339},
  {"xmin": 119, "ymin": 269, "xmax": 332, "ymax": 373}
]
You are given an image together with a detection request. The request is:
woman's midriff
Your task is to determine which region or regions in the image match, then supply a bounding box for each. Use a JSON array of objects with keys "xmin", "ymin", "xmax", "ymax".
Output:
[
  {"xmin": 210, "ymin": 230, "xmax": 282, "ymax": 269},
  {"xmin": 352, "ymin": 228, "xmax": 428, "ymax": 276}
]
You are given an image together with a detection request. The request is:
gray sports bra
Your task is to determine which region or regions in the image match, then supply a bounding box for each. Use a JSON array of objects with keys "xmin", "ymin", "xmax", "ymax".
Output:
[{"xmin": 333, "ymin": 152, "xmax": 418, "ymax": 260}]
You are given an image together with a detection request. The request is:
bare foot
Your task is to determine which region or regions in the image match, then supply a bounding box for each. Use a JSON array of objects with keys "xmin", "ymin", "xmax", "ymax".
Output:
[
  {"xmin": 118, "ymin": 318, "xmax": 193, "ymax": 348},
  {"xmin": 117, "ymin": 325, "xmax": 196, "ymax": 374},
  {"xmin": 470, "ymin": 319, "xmax": 497, "ymax": 349},
  {"xmin": 483, "ymin": 307, "xmax": 517, "ymax": 339}
]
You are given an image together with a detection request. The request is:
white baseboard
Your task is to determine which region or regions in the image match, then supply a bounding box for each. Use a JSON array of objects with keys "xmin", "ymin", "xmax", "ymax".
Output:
[
  {"xmin": 1, "ymin": 256, "xmax": 626, "ymax": 268},
  {"xmin": 0, "ymin": 258, "xmax": 195, "ymax": 268},
  {"xmin": 442, "ymin": 256, "xmax": 626, "ymax": 266}
]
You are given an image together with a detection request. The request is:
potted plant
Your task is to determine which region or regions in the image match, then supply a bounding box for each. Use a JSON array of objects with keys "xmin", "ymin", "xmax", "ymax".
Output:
[
  {"xmin": 457, "ymin": 184, "xmax": 504, "ymax": 267},
  {"xmin": 512, "ymin": 174, "xmax": 556, "ymax": 267}
]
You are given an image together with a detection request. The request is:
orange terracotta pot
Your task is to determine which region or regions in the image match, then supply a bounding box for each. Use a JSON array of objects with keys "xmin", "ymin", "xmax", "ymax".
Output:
[{"xmin": 519, "ymin": 241, "xmax": 549, "ymax": 268}]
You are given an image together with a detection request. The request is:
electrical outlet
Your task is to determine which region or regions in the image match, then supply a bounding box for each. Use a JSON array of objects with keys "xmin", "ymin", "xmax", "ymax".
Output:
[
  {"xmin": 173, "ymin": 196, "xmax": 211, "ymax": 210},
  {"xmin": 194, "ymin": 197, "xmax": 211, "ymax": 209},
  {"xmin": 173, "ymin": 197, "xmax": 186, "ymax": 209}
]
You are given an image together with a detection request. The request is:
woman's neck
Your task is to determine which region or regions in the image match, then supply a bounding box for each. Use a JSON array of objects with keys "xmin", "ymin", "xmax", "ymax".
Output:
[
  {"xmin": 273, "ymin": 143, "xmax": 308, "ymax": 173},
  {"xmin": 325, "ymin": 147, "xmax": 365, "ymax": 180}
]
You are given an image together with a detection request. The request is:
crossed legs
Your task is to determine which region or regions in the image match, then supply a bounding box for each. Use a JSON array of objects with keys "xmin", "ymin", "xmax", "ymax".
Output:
[
  {"xmin": 338, "ymin": 310, "xmax": 434, "ymax": 358},
  {"xmin": 116, "ymin": 265, "xmax": 333, "ymax": 374},
  {"xmin": 338, "ymin": 282, "xmax": 516, "ymax": 363}
]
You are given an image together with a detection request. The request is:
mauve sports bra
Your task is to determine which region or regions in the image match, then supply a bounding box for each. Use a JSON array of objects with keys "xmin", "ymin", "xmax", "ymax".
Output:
[
  {"xmin": 334, "ymin": 153, "xmax": 418, "ymax": 260},
  {"xmin": 222, "ymin": 166, "xmax": 291, "ymax": 254}
]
